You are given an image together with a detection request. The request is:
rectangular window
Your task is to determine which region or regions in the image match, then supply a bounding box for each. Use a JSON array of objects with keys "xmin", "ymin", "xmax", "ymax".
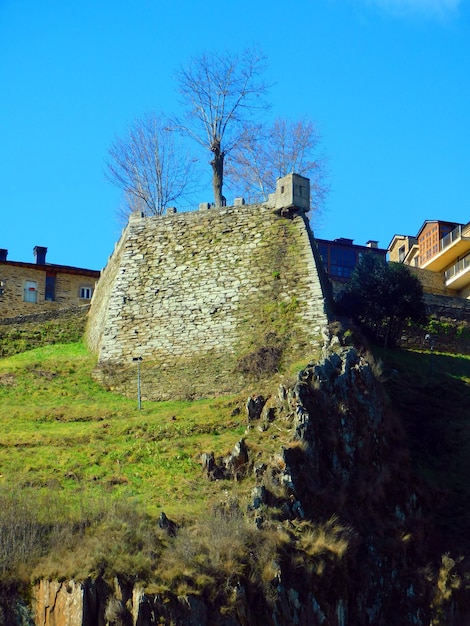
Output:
[
  {"xmin": 24, "ymin": 280, "xmax": 38, "ymax": 303},
  {"xmin": 329, "ymin": 247, "xmax": 357, "ymax": 278},
  {"xmin": 398, "ymin": 245, "xmax": 406, "ymax": 262},
  {"xmin": 79, "ymin": 286, "xmax": 93, "ymax": 300},
  {"xmin": 45, "ymin": 273, "xmax": 56, "ymax": 301}
]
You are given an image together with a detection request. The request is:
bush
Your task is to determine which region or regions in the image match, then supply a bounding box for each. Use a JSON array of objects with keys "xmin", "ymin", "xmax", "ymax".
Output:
[
  {"xmin": 337, "ymin": 255, "xmax": 427, "ymax": 348},
  {"xmin": 236, "ymin": 345, "xmax": 282, "ymax": 377}
]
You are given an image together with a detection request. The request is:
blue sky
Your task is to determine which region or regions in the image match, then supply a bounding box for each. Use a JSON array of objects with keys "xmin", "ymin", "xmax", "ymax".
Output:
[{"xmin": 1, "ymin": 0, "xmax": 469, "ymax": 270}]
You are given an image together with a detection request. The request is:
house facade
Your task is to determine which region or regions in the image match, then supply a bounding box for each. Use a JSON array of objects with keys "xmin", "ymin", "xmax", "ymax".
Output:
[
  {"xmin": 388, "ymin": 234, "xmax": 419, "ymax": 265},
  {"xmin": 388, "ymin": 220, "xmax": 470, "ymax": 299},
  {"xmin": 0, "ymin": 246, "xmax": 100, "ymax": 319}
]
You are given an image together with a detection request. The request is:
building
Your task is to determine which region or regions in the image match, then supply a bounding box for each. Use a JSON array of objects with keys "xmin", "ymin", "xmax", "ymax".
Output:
[
  {"xmin": 387, "ymin": 234, "xmax": 419, "ymax": 266},
  {"xmin": 0, "ymin": 246, "xmax": 100, "ymax": 319},
  {"xmin": 315, "ymin": 237, "xmax": 388, "ymax": 287},
  {"xmin": 388, "ymin": 220, "xmax": 470, "ymax": 299}
]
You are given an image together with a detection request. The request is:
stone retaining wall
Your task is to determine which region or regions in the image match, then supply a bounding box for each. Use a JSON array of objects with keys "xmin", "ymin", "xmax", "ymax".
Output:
[
  {"xmin": 86, "ymin": 201, "xmax": 329, "ymax": 400},
  {"xmin": 408, "ymin": 265, "xmax": 458, "ymax": 297}
]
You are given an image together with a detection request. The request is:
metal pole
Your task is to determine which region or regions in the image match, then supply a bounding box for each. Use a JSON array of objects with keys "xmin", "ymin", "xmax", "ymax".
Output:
[
  {"xmin": 425, "ymin": 334, "xmax": 435, "ymax": 376},
  {"xmin": 133, "ymin": 357, "xmax": 143, "ymax": 410}
]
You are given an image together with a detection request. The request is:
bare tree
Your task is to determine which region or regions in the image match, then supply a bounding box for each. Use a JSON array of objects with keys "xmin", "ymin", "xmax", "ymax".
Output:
[
  {"xmin": 105, "ymin": 112, "xmax": 198, "ymax": 217},
  {"xmin": 226, "ymin": 116, "xmax": 329, "ymax": 212},
  {"xmin": 176, "ymin": 48, "xmax": 270, "ymax": 207}
]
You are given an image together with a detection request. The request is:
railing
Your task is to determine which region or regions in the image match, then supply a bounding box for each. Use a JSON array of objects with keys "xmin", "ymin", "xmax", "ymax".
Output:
[
  {"xmin": 440, "ymin": 225, "xmax": 462, "ymax": 251},
  {"xmin": 445, "ymin": 251, "xmax": 470, "ymax": 282}
]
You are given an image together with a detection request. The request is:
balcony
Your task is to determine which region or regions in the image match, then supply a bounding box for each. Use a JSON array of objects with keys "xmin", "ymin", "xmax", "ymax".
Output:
[
  {"xmin": 421, "ymin": 224, "xmax": 470, "ymax": 271},
  {"xmin": 445, "ymin": 252, "xmax": 470, "ymax": 290}
]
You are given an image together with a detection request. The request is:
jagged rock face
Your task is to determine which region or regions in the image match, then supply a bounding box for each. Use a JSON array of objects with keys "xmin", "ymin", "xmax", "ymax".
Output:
[
  {"xmin": 6, "ymin": 347, "xmax": 460, "ymax": 625},
  {"xmin": 288, "ymin": 348, "xmax": 410, "ymax": 518},
  {"xmin": 31, "ymin": 579, "xmax": 110, "ymax": 626},
  {"xmin": 271, "ymin": 347, "xmax": 431, "ymax": 624}
]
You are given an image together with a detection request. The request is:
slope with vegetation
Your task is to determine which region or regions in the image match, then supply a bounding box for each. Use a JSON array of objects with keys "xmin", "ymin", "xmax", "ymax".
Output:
[{"xmin": 0, "ymin": 314, "xmax": 469, "ymax": 624}]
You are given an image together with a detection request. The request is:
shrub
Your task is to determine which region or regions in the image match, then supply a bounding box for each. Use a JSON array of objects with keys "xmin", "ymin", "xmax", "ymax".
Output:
[
  {"xmin": 337, "ymin": 255, "xmax": 426, "ymax": 348},
  {"xmin": 236, "ymin": 346, "xmax": 282, "ymax": 377}
]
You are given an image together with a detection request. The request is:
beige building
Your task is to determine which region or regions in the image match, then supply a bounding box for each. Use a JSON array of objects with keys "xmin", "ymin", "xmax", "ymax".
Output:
[
  {"xmin": 387, "ymin": 234, "xmax": 418, "ymax": 265},
  {"xmin": 0, "ymin": 246, "xmax": 100, "ymax": 318},
  {"xmin": 388, "ymin": 220, "xmax": 470, "ymax": 299}
]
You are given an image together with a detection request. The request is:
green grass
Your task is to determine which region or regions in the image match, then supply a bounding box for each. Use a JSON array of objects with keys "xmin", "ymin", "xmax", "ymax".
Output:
[
  {"xmin": 0, "ymin": 338, "xmax": 304, "ymax": 587},
  {"xmin": 0, "ymin": 310, "xmax": 87, "ymax": 357},
  {"xmin": 0, "ymin": 342, "xmax": 248, "ymax": 520}
]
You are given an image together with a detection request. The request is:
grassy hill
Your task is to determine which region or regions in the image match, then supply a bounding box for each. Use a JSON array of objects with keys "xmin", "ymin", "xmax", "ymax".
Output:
[
  {"xmin": 0, "ymin": 314, "xmax": 469, "ymax": 614},
  {"xmin": 0, "ymin": 333, "xmax": 300, "ymax": 588},
  {"xmin": 0, "ymin": 308, "xmax": 88, "ymax": 357}
]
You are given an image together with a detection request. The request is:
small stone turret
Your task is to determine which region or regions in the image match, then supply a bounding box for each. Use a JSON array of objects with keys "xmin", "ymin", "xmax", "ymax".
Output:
[{"xmin": 273, "ymin": 173, "xmax": 310, "ymax": 217}]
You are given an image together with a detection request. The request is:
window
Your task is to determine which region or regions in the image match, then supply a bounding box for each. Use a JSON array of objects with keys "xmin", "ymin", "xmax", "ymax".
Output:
[
  {"xmin": 45, "ymin": 274, "xmax": 56, "ymax": 301},
  {"xmin": 24, "ymin": 280, "xmax": 38, "ymax": 303},
  {"xmin": 79, "ymin": 286, "xmax": 93, "ymax": 300},
  {"xmin": 398, "ymin": 245, "xmax": 406, "ymax": 262},
  {"xmin": 329, "ymin": 247, "xmax": 357, "ymax": 279},
  {"xmin": 0, "ymin": 279, "xmax": 4, "ymax": 296}
]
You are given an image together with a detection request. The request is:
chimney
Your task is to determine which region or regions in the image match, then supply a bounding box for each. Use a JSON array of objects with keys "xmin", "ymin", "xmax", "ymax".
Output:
[
  {"xmin": 366, "ymin": 240, "xmax": 378, "ymax": 249},
  {"xmin": 34, "ymin": 246, "xmax": 48, "ymax": 265},
  {"xmin": 0, "ymin": 249, "xmax": 7, "ymax": 261}
]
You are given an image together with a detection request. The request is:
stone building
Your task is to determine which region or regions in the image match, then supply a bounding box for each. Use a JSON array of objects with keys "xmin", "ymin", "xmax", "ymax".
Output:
[
  {"xmin": 86, "ymin": 174, "xmax": 331, "ymax": 400},
  {"xmin": 0, "ymin": 246, "xmax": 100, "ymax": 319}
]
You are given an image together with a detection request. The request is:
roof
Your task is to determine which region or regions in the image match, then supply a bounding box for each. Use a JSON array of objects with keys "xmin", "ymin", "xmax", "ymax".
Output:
[
  {"xmin": 0, "ymin": 259, "xmax": 100, "ymax": 278},
  {"xmin": 415, "ymin": 220, "xmax": 462, "ymax": 239},
  {"xmin": 387, "ymin": 234, "xmax": 417, "ymax": 250},
  {"xmin": 315, "ymin": 237, "xmax": 387, "ymax": 253}
]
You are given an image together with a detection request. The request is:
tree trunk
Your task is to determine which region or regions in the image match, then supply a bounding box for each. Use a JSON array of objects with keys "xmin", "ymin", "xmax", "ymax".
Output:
[
  {"xmin": 384, "ymin": 315, "xmax": 396, "ymax": 349},
  {"xmin": 210, "ymin": 145, "xmax": 225, "ymax": 207}
]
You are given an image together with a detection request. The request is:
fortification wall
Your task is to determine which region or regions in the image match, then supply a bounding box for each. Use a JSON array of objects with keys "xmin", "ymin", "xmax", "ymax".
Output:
[
  {"xmin": 86, "ymin": 223, "xmax": 131, "ymax": 353},
  {"xmin": 86, "ymin": 200, "xmax": 329, "ymax": 400}
]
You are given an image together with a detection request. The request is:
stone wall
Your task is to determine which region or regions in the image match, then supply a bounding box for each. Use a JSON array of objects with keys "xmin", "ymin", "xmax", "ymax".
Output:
[
  {"xmin": 0, "ymin": 264, "xmax": 98, "ymax": 318},
  {"xmin": 461, "ymin": 283, "xmax": 470, "ymax": 300},
  {"xmin": 85, "ymin": 225, "xmax": 129, "ymax": 353},
  {"xmin": 86, "ymin": 199, "xmax": 329, "ymax": 400},
  {"xmin": 408, "ymin": 265, "xmax": 457, "ymax": 297},
  {"xmin": 423, "ymin": 293, "xmax": 470, "ymax": 322}
]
